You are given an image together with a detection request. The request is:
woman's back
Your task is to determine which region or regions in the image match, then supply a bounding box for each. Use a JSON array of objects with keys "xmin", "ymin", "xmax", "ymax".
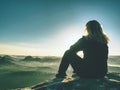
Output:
[
  {"xmin": 80, "ymin": 37, "xmax": 108, "ymax": 78},
  {"xmin": 83, "ymin": 37, "xmax": 108, "ymax": 60}
]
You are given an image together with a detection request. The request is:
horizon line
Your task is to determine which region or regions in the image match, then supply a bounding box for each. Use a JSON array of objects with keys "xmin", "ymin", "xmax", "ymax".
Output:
[{"xmin": 0, "ymin": 53, "xmax": 120, "ymax": 57}]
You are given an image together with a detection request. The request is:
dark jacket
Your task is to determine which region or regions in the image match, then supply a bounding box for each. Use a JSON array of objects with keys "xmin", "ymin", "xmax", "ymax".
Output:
[{"xmin": 69, "ymin": 36, "xmax": 108, "ymax": 78}]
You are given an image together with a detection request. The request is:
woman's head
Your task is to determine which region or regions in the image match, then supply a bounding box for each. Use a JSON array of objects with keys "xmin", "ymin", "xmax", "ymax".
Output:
[
  {"xmin": 85, "ymin": 20, "xmax": 109, "ymax": 44},
  {"xmin": 86, "ymin": 20, "xmax": 102, "ymax": 35}
]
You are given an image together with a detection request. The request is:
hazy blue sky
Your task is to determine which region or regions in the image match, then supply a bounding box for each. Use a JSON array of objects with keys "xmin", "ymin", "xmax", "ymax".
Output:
[{"xmin": 0, "ymin": 0, "xmax": 120, "ymax": 56}]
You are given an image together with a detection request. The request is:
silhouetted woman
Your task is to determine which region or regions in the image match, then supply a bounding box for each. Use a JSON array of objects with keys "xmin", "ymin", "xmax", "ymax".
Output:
[{"xmin": 56, "ymin": 20, "xmax": 109, "ymax": 78}]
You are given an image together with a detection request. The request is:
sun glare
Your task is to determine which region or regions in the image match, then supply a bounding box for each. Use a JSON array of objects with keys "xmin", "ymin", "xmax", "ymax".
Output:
[
  {"xmin": 59, "ymin": 25, "xmax": 83, "ymax": 50},
  {"xmin": 64, "ymin": 34, "xmax": 81, "ymax": 49}
]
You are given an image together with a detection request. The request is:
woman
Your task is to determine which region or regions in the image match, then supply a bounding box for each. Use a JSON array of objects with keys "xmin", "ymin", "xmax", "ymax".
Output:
[{"xmin": 56, "ymin": 20, "xmax": 109, "ymax": 78}]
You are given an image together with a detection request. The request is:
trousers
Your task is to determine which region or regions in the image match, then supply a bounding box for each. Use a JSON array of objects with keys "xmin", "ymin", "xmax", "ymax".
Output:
[
  {"xmin": 58, "ymin": 50, "xmax": 83, "ymax": 75},
  {"xmin": 58, "ymin": 50, "xmax": 107, "ymax": 78}
]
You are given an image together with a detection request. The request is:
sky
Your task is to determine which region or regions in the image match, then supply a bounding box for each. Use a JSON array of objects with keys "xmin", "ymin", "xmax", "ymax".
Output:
[{"xmin": 0, "ymin": 0, "xmax": 120, "ymax": 56}]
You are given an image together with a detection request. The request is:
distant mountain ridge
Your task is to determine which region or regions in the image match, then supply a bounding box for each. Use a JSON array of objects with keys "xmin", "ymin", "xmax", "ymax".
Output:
[
  {"xmin": 23, "ymin": 56, "xmax": 41, "ymax": 61},
  {"xmin": 0, "ymin": 55, "xmax": 14, "ymax": 65},
  {"xmin": 22, "ymin": 56, "xmax": 60, "ymax": 62}
]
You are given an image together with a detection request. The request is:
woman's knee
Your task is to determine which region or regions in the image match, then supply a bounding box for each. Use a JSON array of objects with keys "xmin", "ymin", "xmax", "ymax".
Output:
[
  {"xmin": 65, "ymin": 50, "xmax": 70, "ymax": 53},
  {"xmin": 64, "ymin": 50, "xmax": 71, "ymax": 56},
  {"xmin": 65, "ymin": 50, "xmax": 75, "ymax": 55},
  {"xmin": 62, "ymin": 50, "xmax": 73, "ymax": 61}
]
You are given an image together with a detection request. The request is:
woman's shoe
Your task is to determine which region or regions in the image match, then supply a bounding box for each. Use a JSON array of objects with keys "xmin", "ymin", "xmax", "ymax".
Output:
[{"xmin": 56, "ymin": 73, "xmax": 67, "ymax": 78}]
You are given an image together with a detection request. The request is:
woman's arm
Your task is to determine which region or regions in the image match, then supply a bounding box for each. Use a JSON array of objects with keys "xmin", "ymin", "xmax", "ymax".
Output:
[{"xmin": 69, "ymin": 36, "xmax": 86, "ymax": 53}]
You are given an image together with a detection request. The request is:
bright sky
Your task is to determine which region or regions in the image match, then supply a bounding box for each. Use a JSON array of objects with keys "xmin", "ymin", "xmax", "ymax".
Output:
[{"xmin": 0, "ymin": 0, "xmax": 120, "ymax": 56}]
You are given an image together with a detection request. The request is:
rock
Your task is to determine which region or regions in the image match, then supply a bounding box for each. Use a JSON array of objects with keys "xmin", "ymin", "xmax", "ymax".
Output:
[{"xmin": 19, "ymin": 73, "xmax": 120, "ymax": 90}]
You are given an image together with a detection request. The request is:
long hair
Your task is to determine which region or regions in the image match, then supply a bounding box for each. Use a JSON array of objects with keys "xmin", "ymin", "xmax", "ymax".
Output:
[{"xmin": 85, "ymin": 20, "xmax": 109, "ymax": 44}]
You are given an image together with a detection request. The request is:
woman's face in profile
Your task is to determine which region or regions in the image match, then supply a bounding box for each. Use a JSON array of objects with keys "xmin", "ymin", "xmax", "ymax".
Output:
[{"xmin": 84, "ymin": 26, "xmax": 88, "ymax": 35}]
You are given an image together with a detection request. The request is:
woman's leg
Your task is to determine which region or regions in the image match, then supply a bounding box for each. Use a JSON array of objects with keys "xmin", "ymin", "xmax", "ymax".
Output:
[
  {"xmin": 56, "ymin": 50, "xmax": 83, "ymax": 77},
  {"xmin": 56, "ymin": 50, "xmax": 71, "ymax": 77},
  {"xmin": 70, "ymin": 54, "xmax": 83, "ymax": 75}
]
